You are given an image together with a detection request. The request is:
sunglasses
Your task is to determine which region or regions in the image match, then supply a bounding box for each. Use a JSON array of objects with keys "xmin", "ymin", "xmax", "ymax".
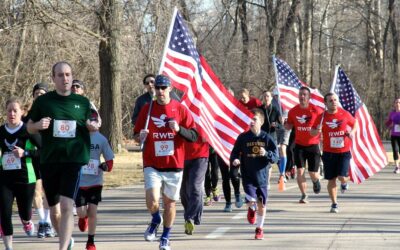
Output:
[
  {"xmin": 144, "ymin": 80, "xmax": 155, "ymax": 85},
  {"xmin": 155, "ymin": 86, "xmax": 168, "ymax": 90},
  {"xmin": 71, "ymin": 85, "xmax": 81, "ymax": 89}
]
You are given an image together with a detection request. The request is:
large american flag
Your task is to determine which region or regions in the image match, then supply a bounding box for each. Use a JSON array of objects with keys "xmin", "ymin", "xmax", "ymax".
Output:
[
  {"xmin": 333, "ymin": 67, "xmax": 387, "ymax": 183},
  {"xmin": 159, "ymin": 9, "xmax": 253, "ymax": 164},
  {"xmin": 273, "ymin": 56, "xmax": 325, "ymax": 112}
]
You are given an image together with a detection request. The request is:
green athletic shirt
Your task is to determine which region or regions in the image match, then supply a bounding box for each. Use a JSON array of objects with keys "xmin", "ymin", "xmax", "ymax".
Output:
[{"xmin": 28, "ymin": 91, "xmax": 91, "ymax": 165}]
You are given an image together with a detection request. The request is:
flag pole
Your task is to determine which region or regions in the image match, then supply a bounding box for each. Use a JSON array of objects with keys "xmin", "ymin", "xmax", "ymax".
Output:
[
  {"xmin": 158, "ymin": 7, "xmax": 178, "ymax": 74},
  {"xmin": 330, "ymin": 65, "xmax": 340, "ymax": 93},
  {"xmin": 272, "ymin": 55, "xmax": 283, "ymax": 117}
]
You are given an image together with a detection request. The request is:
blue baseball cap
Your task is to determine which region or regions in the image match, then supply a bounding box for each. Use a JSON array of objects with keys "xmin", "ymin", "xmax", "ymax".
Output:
[{"xmin": 155, "ymin": 75, "xmax": 171, "ymax": 87}]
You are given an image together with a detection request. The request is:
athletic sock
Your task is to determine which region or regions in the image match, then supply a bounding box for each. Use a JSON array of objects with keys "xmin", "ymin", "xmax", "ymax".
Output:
[
  {"xmin": 37, "ymin": 207, "xmax": 45, "ymax": 223},
  {"xmin": 151, "ymin": 211, "xmax": 162, "ymax": 224},
  {"xmin": 44, "ymin": 209, "xmax": 51, "ymax": 224},
  {"xmin": 256, "ymin": 212, "xmax": 265, "ymax": 228},
  {"xmin": 161, "ymin": 226, "xmax": 171, "ymax": 239},
  {"xmin": 278, "ymin": 156, "xmax": 287, "ymax": 174},
  {"xmin": 87, "ymin": 234, "xmax": 95, "ymax": 244}
]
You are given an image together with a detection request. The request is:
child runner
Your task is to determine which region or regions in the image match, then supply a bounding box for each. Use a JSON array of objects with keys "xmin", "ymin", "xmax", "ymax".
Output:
[{"xmin": 230, "ymin": 108, "xmax": 278, "ymax": 240}]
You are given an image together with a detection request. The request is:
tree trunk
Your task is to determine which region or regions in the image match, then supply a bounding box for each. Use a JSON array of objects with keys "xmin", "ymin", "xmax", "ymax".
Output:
[
  {"xmin": 303, "ymin": 0, "xmax": 313, "ymax": 85},
  {"xmin": 276, "ymin": 0, "xmax": 300, "ymax": 58},
  {"xmin": 98, "ymin": 0, "xmax": 123, "ymax": 152},
  {"xmin": 238, "ymin": 0, "xmax": 249, "ymax": 85}
]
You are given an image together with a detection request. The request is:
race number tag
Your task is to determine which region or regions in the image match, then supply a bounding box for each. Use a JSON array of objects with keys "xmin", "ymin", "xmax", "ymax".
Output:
[
  {"xmin": 155, "ymin": 141, "xmax": 174, "ymax": 156},
  {"xmin": 394, "ymin": 124, "xmax": 400, "ymax": 133},
  {"xmin": 2, "ymin": 153, "xmax": 21, "ymax": 170},
  {"xmin": 53, "ymin": 120, "xmax": 76, "ymax": 138},
  {"xmin": 81, "ymin": 159, "xmax": 100, "ymax": 175},
  {"xmin": 330, "ymin": 137, "xmax": 344, "ymax": 148}
]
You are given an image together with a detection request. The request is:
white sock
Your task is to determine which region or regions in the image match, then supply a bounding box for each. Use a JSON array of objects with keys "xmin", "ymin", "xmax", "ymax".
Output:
[
  {"xmin": 256, "ymin": 212, "xmax": 265, "ymax": 228},
  {"xmin": 37, "ymin": 207, "xmax": 45, "ymax": 223},
  {"xmin": 44, "ymin": 209, "xmax": 51, "ymax": 224}
]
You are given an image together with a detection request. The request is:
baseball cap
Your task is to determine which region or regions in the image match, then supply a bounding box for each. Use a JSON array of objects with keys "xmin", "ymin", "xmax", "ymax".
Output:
[
  {"xmin": 32, "ymin": 83, "xmax": 48, "ymax": 96},
  {"xmin": 72, "ymin": 79, "xmax": 85, "ymax": 89},
  {"xmin": 155, "ymin": 75, "xmax": 171, "ymax": 87},
  {"xmin": 272, "ymin": 87, "xmax": 279, "ymax": 96}
]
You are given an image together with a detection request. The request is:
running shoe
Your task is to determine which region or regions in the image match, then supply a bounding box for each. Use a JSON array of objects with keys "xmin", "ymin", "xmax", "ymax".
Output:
[
  {"xmin": 86, "ymin": 242, "xmax": 96, "ymax": 250},
  {"xmin": 204, "ymin": 196, "xmax": 212, "ymax": 206},
  {"xmin": 23, "ymin": 221, "xmax": 35, "ymax": 236},
  {"xmin": 184, "ymin": 220, "xmax": 195, "ymax": 235},
  {"xmin": 78, "ymin": 217, "xmax": 88, "ymax": 232},
  {"xmin": 72, "ymin": 205, "xmax": 77, "ymax": 216},
  {"xmin": 299, "ymin": 193, "xmax": 308, "ymax": 204},
  {"xmin": 340, "ymin": 183, "xmax": 349, "ymax": 194},
  {"xmin": 211, "ymin": 188, "xmax": 221, "ymax": 202},
  {"xmin": 224, "ymin": 203, "xmax": 232, "ymax": 212},
  {"xmin": 67, "ymin": 237, "xmax": 74, "ymax": 250},
  {"xmin": 330, "ymin": 203, "xmax": 339, "ymax": 213},
  {"xmin": 44, "ymin": 222, "xmax": 55, "ymax": 237},
  {"xmin": 144, "ymin": 219, "xmax": 162, "ymax": 242},
  {"xmin": 313, "ymin": 179, "xmax": 321, "ymax": 194},
  {"xmin": 159, "ymin": 237, "xmax": 171, "ymax": 250},
  {"xmin": 394, "ymin": 167, "xmax": 400, "ymax": 174},
  {"xmin": 37, "ymin": 222, "xmax": 45, "ymax": 238},
  {"xmin": 254, "ymin": 227, "xmax": 264, "ymax": 240},
  {"xmin": 235, "ymin": 194, "xmax": 243, "ymax": 208},
  {"xmin": 247, "ymin": 207, "xmax": 256, "ymax": 225},
  {"xmin": 290, "ymin": 167, "xmax": 296, "ymax": 179}
]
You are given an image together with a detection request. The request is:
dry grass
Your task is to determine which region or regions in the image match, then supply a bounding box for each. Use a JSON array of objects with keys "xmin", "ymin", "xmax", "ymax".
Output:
[{"xmin": 103, "ymin": 151, "xmax": 144, "ymax": 188}]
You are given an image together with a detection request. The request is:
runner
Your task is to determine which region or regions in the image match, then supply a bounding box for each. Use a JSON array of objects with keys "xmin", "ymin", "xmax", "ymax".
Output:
[
  {"xmin": 27, "ymin": 61, "xmax": 94, "ymax": 250},
  {"xmin": 133, "ymin": 74, "xmax": 198, "ymax": 250},
  {"xmin": 218, "ymin": 155, "xmax": 243, "ymax": 212},
  {"xmin": 180, "ymin": 136, "xmax": 208, "ymax": 235},
  {"xmin": 385, "ymin": 98, "xmax": 400, "ymax": 174},
  {"xmin": 285, "ymin": 86, "xmax": 323, "ymax": 203},
  {"xmin": 75, "ymin": 109, "xmax": 114, "ymax": 250},
  {"xmin": 238, "ymin": 88, "xmax": 262, "ymax": 110},
  {"xmin": 0, "ymin": 97, "xmax": 41, "ymax": 250},
  {"xmin": 230, "ymin": 108, "xmax": 278, "ymax": 240},
  {"xmin": 311, "ymin": 93, "xmax": 357, "ymax": 213},
  {"xmin": 23, "ymin": 82, "xmax": 55, "ymax": 238},
  {"xmin": 204, "ymin": 147, "xmax": 221, "ymax": 206}
]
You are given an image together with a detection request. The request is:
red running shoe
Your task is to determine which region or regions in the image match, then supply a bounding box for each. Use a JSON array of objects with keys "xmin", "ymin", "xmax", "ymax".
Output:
[
  {"xmin": 78, "ymin": 217, "xmax": 88, "ymax": 232},
  {"xmin": 254, "ymin": 227, "xmax": 264, "ymax": 240},
  {"xmin": 86, "ymin": 242, "xmax": 96, "ymax": 250},
  {"xmin": 247, "ymin": 207, "xmax": 256, "ymax": 225}
]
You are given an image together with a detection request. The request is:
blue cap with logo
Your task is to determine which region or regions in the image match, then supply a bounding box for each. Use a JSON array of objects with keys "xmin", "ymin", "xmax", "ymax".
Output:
[{"xmin": 155, "ymin": 75, "xmax": 171, "ymax": 87}]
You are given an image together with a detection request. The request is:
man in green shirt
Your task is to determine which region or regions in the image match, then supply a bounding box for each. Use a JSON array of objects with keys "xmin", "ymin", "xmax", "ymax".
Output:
[{"xmin": 27, "ymin": 61, "xmax": 96, "ymax": 250}]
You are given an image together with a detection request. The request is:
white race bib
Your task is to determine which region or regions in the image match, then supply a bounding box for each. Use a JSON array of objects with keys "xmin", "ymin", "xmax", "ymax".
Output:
[
  {"xmin": 2, "ymin": 153, "xmax": 21, "ymax": 170},
  {"xmin": 53, "ymin": 120, "xmax": 76, "ymax": 138},
  {"xmin": 395, "ymin": 124, "xmax": 400, "ymax": 133},
  {"xmin": 155, "ymin": 141, "xmax": 174, "ymax": 156},
  {"xmin": 81, "ymin": 159, "xmax": 100, "ymax": 175},
  {"xmin": 330, "ymin": 137, "xmax": 344, "ymax": 148}
]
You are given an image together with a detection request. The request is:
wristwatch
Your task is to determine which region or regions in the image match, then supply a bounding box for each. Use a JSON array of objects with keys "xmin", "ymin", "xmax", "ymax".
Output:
[{"xmin": 24, "ymin": 151, "xmax": 29, "ymax": 157}]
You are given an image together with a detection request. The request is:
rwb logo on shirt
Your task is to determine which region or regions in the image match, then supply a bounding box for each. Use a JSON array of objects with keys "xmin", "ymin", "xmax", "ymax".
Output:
[
  {"xmin": 74, "ymin": 105, "xmax": 80, "ymax": 109},
  {"xmin": 296, "ymin": 115, "xmax": 310, "ymax": 124},
  {"xmin": 151, "ymin": 114, "xmax": 169, "ymax": 128},
  {"xmin": 326, "ymin": 119, "xmax": 342, "ymax": 129}
]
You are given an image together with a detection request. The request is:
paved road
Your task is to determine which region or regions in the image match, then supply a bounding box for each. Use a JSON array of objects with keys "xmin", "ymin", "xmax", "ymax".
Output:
[{"xmin": 4, "ymin": 164, "xmax": 400, "ymax": 250}]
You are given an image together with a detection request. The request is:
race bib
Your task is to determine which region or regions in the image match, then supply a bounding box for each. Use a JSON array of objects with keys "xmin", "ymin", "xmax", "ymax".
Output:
[
  {"xmin": 394, "ymin": 124, "xmax": 400, "ymax": 133},
  {"xmin": 53, "ymin": 120, "xmax": 76, "ymax": 138},
  {"xmin": 155, "ymin": 141, "xmax": 174, "ymax": 156},
  {"xmin": 2, "ymin": 153, "xmax": 21, "ymax": 170},
  {"xmin": 330, "ymin": 137, "xmax": 344, "ymax": 148},
  {"xmin": 81, "ymin": 159, "xmax": 100, "ymax": 175}
]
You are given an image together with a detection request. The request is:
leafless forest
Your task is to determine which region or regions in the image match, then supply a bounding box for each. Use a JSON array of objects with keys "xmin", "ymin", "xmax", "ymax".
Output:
[{"xmin": 0, "ymin": 0, "xmax": 398, "ymax": 150}]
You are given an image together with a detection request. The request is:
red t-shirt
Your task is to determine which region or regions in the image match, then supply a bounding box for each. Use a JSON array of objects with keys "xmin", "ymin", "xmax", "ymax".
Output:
[
  {"xmin": 313, "ymin": 108, "xmax": 356, "ymax": 153},
  {"xmin": 134, "ymin": 99, "xmax": 196, "ymax": 170},
  {"xmin": 241, "ymin": 97, "xmax": 262, "ymax": 110},
  {"xmin": 287, "ymin": 103, "xmax": 323, "ymax": 146},
  {"xmin": 185, "ymin": 136, "xmax": 209, "ymax": 160}
]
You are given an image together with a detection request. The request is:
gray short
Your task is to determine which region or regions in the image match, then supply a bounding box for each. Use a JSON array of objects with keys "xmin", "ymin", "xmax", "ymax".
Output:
[{"xmin": 276, "ymin": 128, "xmax": 291, "ymax": 145}]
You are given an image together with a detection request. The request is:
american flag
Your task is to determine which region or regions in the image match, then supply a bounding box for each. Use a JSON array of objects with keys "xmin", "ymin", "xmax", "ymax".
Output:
[
  {"xmin": 159, "ymin": 9, "xmax": 253, "ymax": 164},
  {"xmin": 333, "ymin": 67, "xmax": 387, "ymax": 183},
  {"xmin": 273, "ymin": 56, "xmax": 325, "ymax": 112}
]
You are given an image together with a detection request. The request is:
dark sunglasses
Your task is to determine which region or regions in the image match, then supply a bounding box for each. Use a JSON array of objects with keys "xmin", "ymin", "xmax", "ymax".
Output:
[
  {"xmin": 71, "ymin": 85, "xmax": 81, "ymax": 89},
  {"xmin": 144, "ymin": 80, "xmax": 155, "ymax": 85},
  {"xmin": 155, "ymin": 86, "xmax": 168, "ymax": 90}
]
